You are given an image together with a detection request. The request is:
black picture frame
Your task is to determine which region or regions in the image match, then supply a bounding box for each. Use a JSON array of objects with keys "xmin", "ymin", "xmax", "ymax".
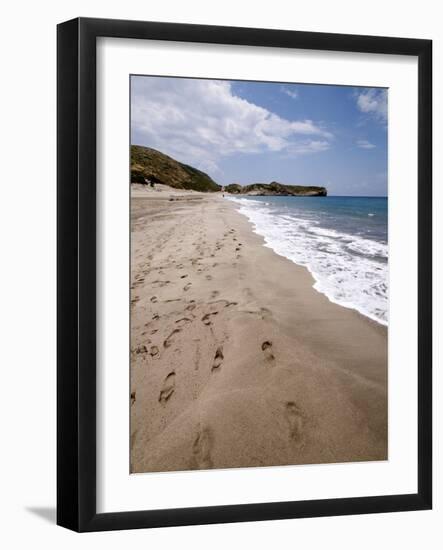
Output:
[{"xmin": 57, "ymin": 17, "xmax": 432, "ymax": 532}]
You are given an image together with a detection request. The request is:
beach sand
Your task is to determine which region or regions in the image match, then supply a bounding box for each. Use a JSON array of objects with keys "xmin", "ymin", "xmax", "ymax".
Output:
[{"xmin": 130, "ymin": 186, "xmax": 387, "ymax": 473}]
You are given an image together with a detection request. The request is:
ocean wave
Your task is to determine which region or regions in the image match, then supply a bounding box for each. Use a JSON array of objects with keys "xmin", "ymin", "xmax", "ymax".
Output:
[{"xmin": 228, "ymin": 197, "xmax": 388, "ymax": 325}]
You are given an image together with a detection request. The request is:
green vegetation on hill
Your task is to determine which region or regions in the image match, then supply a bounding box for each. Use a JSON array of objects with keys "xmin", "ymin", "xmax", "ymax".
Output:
[
  {"xmin": 131, "ymin": 145, "xmax": 221, "ymax": 192},
  {"xmin": 224, "ymin": 181, "xmax": 327, "ymax": 196}
]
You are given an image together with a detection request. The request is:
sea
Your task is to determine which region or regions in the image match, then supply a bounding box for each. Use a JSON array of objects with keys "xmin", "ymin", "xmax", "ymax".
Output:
[{"xmin": 228, "ymin": 195, "xmax": 388, "ymax": 325}]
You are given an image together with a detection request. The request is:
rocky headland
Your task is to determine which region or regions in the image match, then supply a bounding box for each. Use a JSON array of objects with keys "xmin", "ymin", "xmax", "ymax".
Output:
[{"xmin": 224, "ymin": 182, "xmax": 327, "ymax": 196}]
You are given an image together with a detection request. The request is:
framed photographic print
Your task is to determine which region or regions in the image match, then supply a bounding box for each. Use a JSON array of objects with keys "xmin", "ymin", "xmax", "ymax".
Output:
[{"xmin": 57, "ymin": 18, "xmax": 432, "ymax": 531}]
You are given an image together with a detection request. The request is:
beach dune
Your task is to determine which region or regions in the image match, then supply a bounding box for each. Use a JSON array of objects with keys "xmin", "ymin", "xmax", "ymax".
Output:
[{"xmin": 130, "ymin": 188, "xmax": 387, "ymax": 473}]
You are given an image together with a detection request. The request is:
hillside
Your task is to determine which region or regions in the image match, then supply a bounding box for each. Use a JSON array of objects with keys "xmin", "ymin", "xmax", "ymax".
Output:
[
  {"xmin": 224, "ymin": 182, "xmax": 327, "ymax": 196},
  {"xmin": 131, "ymin": 145, "xmax": 221, "ymax": 192}
]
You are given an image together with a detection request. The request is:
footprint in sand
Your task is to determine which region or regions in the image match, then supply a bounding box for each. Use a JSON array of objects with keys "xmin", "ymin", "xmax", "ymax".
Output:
[
  {"xmin": 183, "ymin": 283, "xmax": 192, "ymax": 292},
  {"xmin": 185, "ymin": 302, "xmax": 197, "ymax": 312},
  {"xmin": 158, "ymin": 372, "xmax": 176, "ymax": 404},
  {"xmin": 149, "ymin": 345, "xmax": 159, "ymax": 357},
  {"xmin": 150, "ymin": 296, "xmax": 158, "ymax": 303},
  {"xmin": 261, "ymin": 341, "xmax": 275, "ymax": 361},
  {"xmin": 175, "ymin": 317, "xmax": 192, "ymax": 327},
  {"xmin": 180, "ymin": 274, "xmax": 188, "ymax": 279},
  {"xmin": 202, "ymin": 311, "xmax": 219, "ymax": 326},
  {"xmin": 191, "ymin": 427, "xmax": 214, "ymax": 469},
  {"xmin": 209, "ymin": 299, "xmax": 238, "ymax": 308},
  {"xmin": 134, "ymin": 344, "xmax": 148, "ymax": 355},
  {"xmin": 131, "ymin": 391, "xmax": 136, "ymax": 405},
  {"xmin": 163, "ymin": 328, "xmax": 181, "ymax": 348},
  {"xmin": 211, "ymin": 346, "xmax": 224, "ymax": 372},
  {"xmin": 284, "ymin": 401, "xmax": 305, "ymax": 447},
  {"xmin": 206, "ymin": 275, "xmax": 213, "ymax": 281},
  {"xmin": 152, "ymin": 280, "xmax": 170, "ymax": 288}
]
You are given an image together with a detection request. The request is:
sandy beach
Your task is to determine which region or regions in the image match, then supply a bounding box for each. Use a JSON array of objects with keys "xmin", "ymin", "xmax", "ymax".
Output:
[{"xmin": 130, "ymin": 186, "xmax": 387, "ymax": 473}]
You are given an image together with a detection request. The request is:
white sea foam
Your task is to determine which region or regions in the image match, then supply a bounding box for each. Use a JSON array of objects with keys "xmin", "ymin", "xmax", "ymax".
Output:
[{"xmin": 228, "ymin": 197, "xmax": 388, "ymax": 325}]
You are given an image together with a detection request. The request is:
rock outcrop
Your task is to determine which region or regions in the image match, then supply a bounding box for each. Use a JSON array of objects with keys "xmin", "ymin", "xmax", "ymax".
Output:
[{"xmin": 224, "ymin": 182, "xmax": 327, "ymax": 196}]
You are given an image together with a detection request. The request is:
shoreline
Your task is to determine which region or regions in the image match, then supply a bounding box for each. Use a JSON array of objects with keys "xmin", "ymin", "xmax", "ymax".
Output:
[
  {"xmin": 130, "ymin": 192, "xmax": 387, "ymax": 473},
  {"xmin": 228, "ymin": 195, "xmax": 387, "ymax": 332},
  {"xmin": 229, "ymin": 195, "xmax": 388, "ymax": 327}
]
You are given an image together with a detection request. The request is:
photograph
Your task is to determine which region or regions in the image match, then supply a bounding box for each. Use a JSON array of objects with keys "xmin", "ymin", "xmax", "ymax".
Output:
[{"xmin": 129, "ymin": 75, "xmax": 388, "ymax": 474}]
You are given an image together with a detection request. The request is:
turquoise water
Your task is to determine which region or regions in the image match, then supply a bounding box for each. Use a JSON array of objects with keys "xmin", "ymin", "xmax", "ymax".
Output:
[{"xmin": 229, "ymin": 196, "xmax": 388, "ymax": 325}]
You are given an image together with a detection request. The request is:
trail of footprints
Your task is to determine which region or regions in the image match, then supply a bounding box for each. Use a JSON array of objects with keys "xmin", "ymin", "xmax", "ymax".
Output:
[
  {"xmin": 133, "ymin": 222, "xmax": 304, "ymax": 456},
  {"xmin": 132, "ymin": 225, "xmax": 242, "ymax": 310},
  {"xmin": 131, "ymin": 227, "xmax": 178, "ymax": 305}
]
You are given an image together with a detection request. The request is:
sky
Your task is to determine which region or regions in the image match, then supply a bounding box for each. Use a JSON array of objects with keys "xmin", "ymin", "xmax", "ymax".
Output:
[{"xmin": 131, "ymin": 76, "xmax": 388, "ymax": 196}]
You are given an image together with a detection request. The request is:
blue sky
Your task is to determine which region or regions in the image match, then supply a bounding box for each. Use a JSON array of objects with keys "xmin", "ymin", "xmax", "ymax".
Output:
[{"xmin": 131, "ymin": 76, "xmax": 388, "ymax": 196}]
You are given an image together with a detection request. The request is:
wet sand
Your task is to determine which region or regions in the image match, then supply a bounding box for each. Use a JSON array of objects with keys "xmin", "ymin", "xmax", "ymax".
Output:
[{"xmin": 130, "ymin": 188, "xmax": 387, "ymax": 473}]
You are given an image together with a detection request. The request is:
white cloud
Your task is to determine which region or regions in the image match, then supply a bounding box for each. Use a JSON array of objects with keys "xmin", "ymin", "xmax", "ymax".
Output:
[
  {"xmin": 131, "ymin": 77, "xmax": 333, "ymax": 175},
  {"xmin": 355, "ymin": 88, "xmax": 388, "ymax": 123},
  {"xmin": 288, "ymin": 140, "xmax": 331, "ymax": 154},
  {"xmin": 281, "ymin": 86, "xmax": 298, "ymax": 100},
  {"xmin": 356, "ymin": 139, "xmax": 376, "ymax": 149}
]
